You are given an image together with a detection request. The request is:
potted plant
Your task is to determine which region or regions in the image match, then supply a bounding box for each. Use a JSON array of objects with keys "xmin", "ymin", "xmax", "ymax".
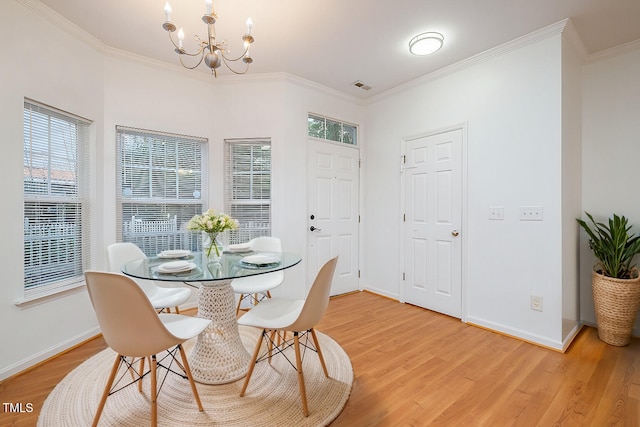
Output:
[{"xmin": 577, "ymin": 212, "xmax": 640, "ymax": 346}]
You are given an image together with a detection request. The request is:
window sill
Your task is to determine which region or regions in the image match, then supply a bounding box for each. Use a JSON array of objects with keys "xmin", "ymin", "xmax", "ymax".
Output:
[{"xmin": 14, "ymin": 281, "xmax": 86, "ymax": 309}]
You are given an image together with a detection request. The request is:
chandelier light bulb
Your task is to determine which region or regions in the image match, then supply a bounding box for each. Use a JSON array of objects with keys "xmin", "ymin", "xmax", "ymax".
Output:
[
  {"xmin": 246, "ymin": 17, "xmax": 253, "ymax": 34},
  {"xmin": 177, "ymin": 28, "xmax": 184, "ymax": 49},
  {"xmin": 205, "ymin": 0, "xmax": 213, "ymax": 15},
  {"xmin": 409, "ymin": 32, "xmax": 444, "ymax": 55},
  {"xmin": 164, "ymin": 2, "xmax": 172, "ymax": 21}
]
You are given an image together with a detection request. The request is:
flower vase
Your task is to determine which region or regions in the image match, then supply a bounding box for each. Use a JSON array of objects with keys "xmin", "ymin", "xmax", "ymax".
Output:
[{"xmin": 203, "ymin": 232, "xmax": 223, "ymax": 263}]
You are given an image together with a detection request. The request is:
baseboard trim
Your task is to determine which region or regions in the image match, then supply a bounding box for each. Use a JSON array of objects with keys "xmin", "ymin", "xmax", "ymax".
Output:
[
  {"xmin": 466, "ymin": 317, "xmax": 566, "ymax": 352},
  {"xmin": 0, "ymin": 327, "xmax": 101, "ymax": 382}
]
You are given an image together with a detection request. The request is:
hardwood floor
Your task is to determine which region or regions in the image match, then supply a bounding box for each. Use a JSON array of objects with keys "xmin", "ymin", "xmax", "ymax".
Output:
[{"xmin": 1, "ymin": 291, "xmax": 639, "ymax": 426}]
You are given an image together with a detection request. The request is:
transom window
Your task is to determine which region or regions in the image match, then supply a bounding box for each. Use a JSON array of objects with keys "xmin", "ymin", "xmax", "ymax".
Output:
[
  {"xmin": 116, "ymin": 126, "xmax": 207, "ymax": 255},
  {"xmin": 225, "ymin": 138, "xmax": 271, "ymax": 244},
  {"xmin": 23, "ymin": 100, "xmax": 92, "ymax": 294},
  {"xmin": 308, "ymin": 114, "xmax": 357, "ymax": 145}
]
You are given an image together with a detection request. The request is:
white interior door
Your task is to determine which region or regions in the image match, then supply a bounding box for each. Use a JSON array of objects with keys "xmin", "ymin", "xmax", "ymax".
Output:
[
  {"xmin": 402, "ymin": 129, "xmax": 462, "ymax": 318},
  {"xmin": 307, "ymin": 139, "xmax": 359, "ymax": 296}
]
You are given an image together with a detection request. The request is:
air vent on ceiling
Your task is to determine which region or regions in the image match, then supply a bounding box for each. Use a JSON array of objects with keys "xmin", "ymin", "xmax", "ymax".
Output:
[{"xmin": 352, "ymin": 81, "xmax": 372, "ymax": 91}]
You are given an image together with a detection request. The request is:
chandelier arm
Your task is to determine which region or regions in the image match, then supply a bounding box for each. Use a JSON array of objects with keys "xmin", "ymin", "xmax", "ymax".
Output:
[
  {"xmin": 219, "ymin": 55, "xmax": 250, "ymax": 75},
  {"xmin": 218, "ymin": 46, "xmax": 250, "ymax": 63},
  {"xmin": 168, "ymin": 32, "xmax": 207, "ymax": 57},
  {"xmin": 178, "ymin": 54, "xmax": 206, "ymax": 70}
]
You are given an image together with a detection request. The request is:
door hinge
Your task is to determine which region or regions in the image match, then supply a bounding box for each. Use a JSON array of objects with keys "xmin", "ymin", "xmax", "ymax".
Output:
[
  {"xmin": 358, "ymin": 215, "xmax": 361, "ymax": 223},
  {"xmin": 403, "ymin": 213, "xmax": 406, "ymax": 222},
  {"xmin": 359, "ymin": 159, "xmax": 362, "ymax": 168},
  {"xmin": 402, "ymin": 155, "xmax": 406, "ymax": 164},
  {"xmin": 402, "ymin": 272, "xmax": 406, "ymax": 280},
  {"xmin": 358, "ymin": 270, "xmax": 361, "ymax": 278}
]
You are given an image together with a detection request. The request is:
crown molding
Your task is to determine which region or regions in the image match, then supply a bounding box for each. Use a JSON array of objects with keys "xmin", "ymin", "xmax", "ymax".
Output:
[
  {"xmin": 585, "ymin": 38, "xmax": 640, "ymax": 64},
  {"xmin": 561, "ymin": 18, "xmax": 588, "ymax": 60},
  {"xmin": 368, "ymin": 19, "xmax": 571, "ymax": 105},
  {"xmin": 104, "ymin": 44, "xmax": 364, "ymax": 104},
  {"xmin": 16, "ymin": 0, "xmax": 104, "ymax": 52}
]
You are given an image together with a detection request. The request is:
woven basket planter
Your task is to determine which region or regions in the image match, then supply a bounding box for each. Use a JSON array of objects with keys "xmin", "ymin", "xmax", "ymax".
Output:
[{"xmin": 592, "ymin": 269, "xmax": 640, "ymax": 346}]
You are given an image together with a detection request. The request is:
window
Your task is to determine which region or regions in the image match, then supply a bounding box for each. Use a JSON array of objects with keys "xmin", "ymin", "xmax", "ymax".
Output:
[
  {"xmin": 116, "ymin": 127, "xmax": 207, "ymax": 255},
  {"xmin": 23, "ymin": 100, "xmax": 91, "ymax": 294},
  {"xmin": 308, "ymin": 114, "xmax": 357, "ymax": 145},
  {"xmin": 225, "ymin": 139, "xmax": 271, "ymax": 244}
]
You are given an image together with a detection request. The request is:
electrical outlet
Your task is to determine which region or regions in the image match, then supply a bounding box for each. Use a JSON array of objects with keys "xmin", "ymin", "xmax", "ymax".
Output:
[
  {"xmin": 531, "ymin": 295, "xmax": 543, "ymax": 312},
  {"xmin": 489, "ymin": 206, "xmax": 504, "ymax": 220},
  {"xmin": 519, "ymin": 206, "xmax": 543, "ymax": 221}
]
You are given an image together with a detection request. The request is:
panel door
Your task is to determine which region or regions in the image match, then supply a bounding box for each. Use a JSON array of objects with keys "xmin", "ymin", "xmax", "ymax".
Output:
[
  {"xmin": 307, "ymin": 139, "xmax": 359, "ymax": 295},
  {"xmin": 402, "ymin": 129, "xmax": 462, "ymax": 317}
]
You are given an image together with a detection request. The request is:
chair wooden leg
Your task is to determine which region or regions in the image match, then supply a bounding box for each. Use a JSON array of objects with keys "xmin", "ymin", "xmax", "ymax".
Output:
[
  {"xmin": 92, "ymin": 354, "xmax": 122, "ymax": 427},
  {"xmin": 150, "ymin": 355, "xmax": 157, "ymax": 427},
  {"xmin": 267, "ymin": 330, "xmax": 277, "ymax": 362},
  {"xmin": 236, "ymin": 294, "xmax": 244, "ymax": 315},
  {"xmin": 177, "ymin": 344, "xmax": 204, "ymax": 412},
  {"xmin": 174, "ymin": 306, "xmax": 180, "ymax": 314},
  {"xmin": 138, "ymin": 357, "xmax": 146, "ymax": 392},
  {"xmin": 294, "ymin": 332, "xmax": 309, "ymax": 417},
  {"xmin": 310, "ymin": 328, "xmax": 329, "ymax": 377},
  {"xmin": 240, "ymin": 329, "xmax": 264, "ymax": 397}
]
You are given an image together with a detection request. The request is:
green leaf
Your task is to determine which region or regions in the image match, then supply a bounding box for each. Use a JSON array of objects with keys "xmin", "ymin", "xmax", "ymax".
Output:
[{"xmin": 576, "ymin": 212, "xmax": 640, "ymax": 279}]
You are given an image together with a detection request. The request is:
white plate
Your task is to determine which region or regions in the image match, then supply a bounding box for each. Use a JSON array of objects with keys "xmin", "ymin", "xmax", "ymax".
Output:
[
  {"xmin": 158, "ymin": 260, "xmax": 189, "ymax": 271},
  {"xmin": 158, "ymin": 249, "xmax": 191, "ymax": 258},
  {"xmin": 157, "ymin": 261, "xmax": 196, "ymax": 274},
  {"xmin": 228, "ymin": 242, "xmax": 252, "ymax": 253},
  {"xmin": 240, "ymin": 254, "xmax": 281, "ymax": 267}
]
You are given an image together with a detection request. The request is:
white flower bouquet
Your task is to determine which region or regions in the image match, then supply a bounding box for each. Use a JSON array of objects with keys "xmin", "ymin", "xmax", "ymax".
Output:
[{"xmin": 187, "ymin": 209, "xmax": 239, "ymax": 257}]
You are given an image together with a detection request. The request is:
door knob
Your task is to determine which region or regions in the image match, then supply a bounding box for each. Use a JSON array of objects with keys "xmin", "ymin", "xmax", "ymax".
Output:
[
  {"xmin": 310, "ymin": 226, "xmax": 322, "ymax": 232},
  {"xmin": 451, "ymin": 229, "xmax": 459, "ymax": 237}
]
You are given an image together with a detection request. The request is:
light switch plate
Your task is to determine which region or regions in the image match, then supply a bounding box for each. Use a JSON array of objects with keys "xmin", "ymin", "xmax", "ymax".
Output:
[
  {"xmin": 489, "ymin": 206, "xmax": 504, "ymax": 220},
  {"xmin": 519, "ymin": 206, "xmax": 543, "ymax": 221}
]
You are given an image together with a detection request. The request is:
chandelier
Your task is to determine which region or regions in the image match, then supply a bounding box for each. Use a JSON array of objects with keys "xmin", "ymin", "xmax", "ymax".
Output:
[{"xmin": 162, "ymin": 0, "xmax": 254, "ymax": 77}]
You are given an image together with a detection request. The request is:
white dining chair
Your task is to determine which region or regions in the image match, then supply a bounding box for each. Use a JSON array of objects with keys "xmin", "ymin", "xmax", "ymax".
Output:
[
  {"xmin": 107, "ymin": 242, "xmax": 192, "ymax": 313},
  {"xmin": 238, "ymin": 257, "xmax": 338, "ymax": 417},
  {"xmin": 84, "ymin": 271, "xmax": 211, "ymax": 427},
  {"xmin": 232, "ymin": 236, "xmax": 284, "ymax": 314}
]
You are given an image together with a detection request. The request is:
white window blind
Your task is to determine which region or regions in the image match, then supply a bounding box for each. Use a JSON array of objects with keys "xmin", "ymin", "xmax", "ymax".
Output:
[
  {"xmin": 224, "ymin": 139, "xmax": 271, "ymax": 244},
  {"xmin": 116, "ymin": 126, "xmax": 207, "ymax": 256},
  {"xmin": 23, "ymin": 100, "xmax": 92, "ymax": 294}
]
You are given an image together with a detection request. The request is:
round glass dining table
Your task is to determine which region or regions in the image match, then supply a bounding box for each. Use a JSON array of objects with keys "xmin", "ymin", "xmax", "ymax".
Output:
[{"xmin": 122, "ymin": 251, "xmax": 301, "ymax": 384}]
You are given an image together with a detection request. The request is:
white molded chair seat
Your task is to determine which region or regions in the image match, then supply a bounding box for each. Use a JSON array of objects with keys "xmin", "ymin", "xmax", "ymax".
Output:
[
  {"xmin": 84, "ymin": 271, "xmax": 211, "ymax": 427},
  {"xmin": 107, "ymin": 242, "xmax": 191, "ymax": 313},
  {"xmin": 232, "ymin": 237, "xmax": 284, "ymax": 314},
  {"xmin": 238, "ymin": 257, "xmax": 338, "ymax": 417}
]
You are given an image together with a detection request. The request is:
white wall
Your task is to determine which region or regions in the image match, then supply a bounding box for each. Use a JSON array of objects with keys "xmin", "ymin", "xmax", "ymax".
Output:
[
  {"xmin": 581, "ymin": 44, "xmax": 640, "ymax": 334},
  {"xmin": 560, "ymin": 33, "xmax": 582, "ymax": 342},
  {"xmin": 0, "ymin": 0, "xmax": 105, "ymax": 379},
  {"xmin": 363, "ymin": 33, "xmax": 567, "ymax": 348}
]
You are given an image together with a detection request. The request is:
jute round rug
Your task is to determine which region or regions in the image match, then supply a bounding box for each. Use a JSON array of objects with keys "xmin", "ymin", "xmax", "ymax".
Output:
[{"xmin": 38, "ymin": 326, "xmax": 352, "ymax": 426}]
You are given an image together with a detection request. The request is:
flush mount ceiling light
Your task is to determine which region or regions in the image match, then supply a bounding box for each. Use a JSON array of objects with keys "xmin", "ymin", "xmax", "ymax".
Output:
[{"xmin": 409, "ymin": 32, "xmax": 444, "ymax": 55}]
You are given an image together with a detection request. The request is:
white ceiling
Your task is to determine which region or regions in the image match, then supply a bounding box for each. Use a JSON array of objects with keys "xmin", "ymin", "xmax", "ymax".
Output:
[{"xmin": 38, "ymin": 0, "xmax": 640, "ymax": 98}]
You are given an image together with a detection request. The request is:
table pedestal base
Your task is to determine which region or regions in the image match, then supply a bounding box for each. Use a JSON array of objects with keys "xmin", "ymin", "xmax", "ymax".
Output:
[{"xmin": 189, "ymin": 280, "xmax": 251, "ymax": 384}]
